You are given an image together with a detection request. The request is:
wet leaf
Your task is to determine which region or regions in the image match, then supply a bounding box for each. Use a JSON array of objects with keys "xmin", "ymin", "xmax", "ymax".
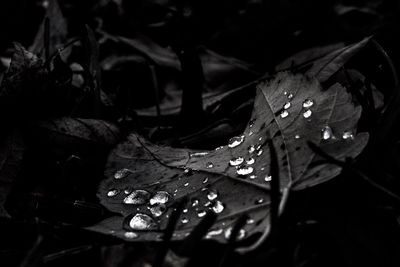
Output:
[
  {"xmin": 89, "ymin": 72, "xmax": 368, "ymax": 244},
  {"xmin": 306, "ymin": 37, "xmax": 370, "ymax": 82},
  {"xmin": 0, "ymin": 130, "xmax": 24, "ymax": 218}
]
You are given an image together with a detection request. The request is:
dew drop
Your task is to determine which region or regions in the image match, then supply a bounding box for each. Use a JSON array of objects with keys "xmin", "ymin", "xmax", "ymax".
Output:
[
  {"xmin": 249, "ymin": 119, "xmax": 255, "ymax": 128},
  {"xmin": 295, "ymin": 134, "xmax": 300, "ymax": 139},
  {"xmin": 191, "ymin": 198, "xmax": 199, "ymax": 207},
  {"xmin": 107, "ymin": 189, "xmax": 119, "ymax": 197},
  {"xmin": 149, "ymin": 191, "xmax": 171, "ymax": 205},
  {"xmin": 258, "ymin": 137, "xmax": 263, "ymax": 141},
  {"xmin": 224, "ymin": 227, "xmax": 246, "ymax": 240},
  {"xmin": 283, "ymin": 102, "xmax": 291, "ymax": 109},
  {"xmin": 228, "ymin": 135, "xmax": 245, "ymax": 148},
  {"xmin": 280, "ymin": 110, "xmax": 289, "ymax": 118},
  {"xmin": 246, "ymin": 218, "xmax": 255, "ymax": 224},
  {"xmin": 206, "ymin": 228, "xmax": 223, "ymax": 238},
  {"xmin": 148, "ymin": 204, "xmax": 166, "ymax": 217},
  {"xmin": 265, "ymin": 175, "xmax": 272, "ymax": 182},
  {"xmin": 206, "ymin": 162, "xmax": 214, "ymax": 169},
  {"xmin": 181, "ymin": 217, "xmax": 189, "ymax": 224},
  {"xmin": 197, "ymin": 210, "xmax": 207, "ymax": 218},
  {"xmin": 342, "ymin": 131, "xmax": 354, "ymax": 140},
  {"xmin": 284, "ymin": 91, "xmax": 288, "ymax": 96},
  {"xmin": 203, "ymin": 177, "xmax": 209, "ymax": 184},
  {"xmin": 184, "ymin": 168, "xmax": 192, "ymax": 175},
  {"xmin": 123, "ymin": 190, "xmax": 151, "ymax": 205},
  {"xmin": 124, "ymin": 231, "xmax": 138, "ymax": 239},
  {"xmin": 303, "ymin": 109, "xmax": 312, "ymax": 118},
  {"xmin": 255, "ymin": 198, "xmax": 264, "ymax": 204},
  {"xmin": 114, "ymin": 168, "xmax": 132, "ymax": 179},
  {"xmin": 212, "ymin": 200, "xmax": 225, "ymax": 214},
  {"xmin": 207, "ymin": 190, "xmax": 218, "ymax": 201},
  {"xmin": 248, "ymin": 131, "xmax": 254, "ymax": 136},
  {"xmin": 246, "ymin": 157, "xmax": 255, "ymax": 165},
  {"xmin": 321, "ymin": 126, "xmax": 333, "ymax": 140},
  {"xmin": 215, "ymin": 146, "xmax": 224, "ymax": 151},
  {"xmin": 248, "ymin": 145, "xmax": 256, "ymax": 154},
  {"xmin": 257, "ymin": 149, "xmax": 263, "ymax": 157},
  {"xmin": 287, "ymin": 93, "xmax": 293, "ymax": 99},
  {"xmin": 249, "ymin": 175, "xmax": 257, "ymax": 179},
  {"xmin": 204, "ymin": 201, "xmax": 212, "ymax": 207},
  {"xmin": 129, "ymin": 213, "xmax": 156, "ymax": 230},
  {"xmin": 183, "ymin": 208, "xmax": 188, "ymax": 213},
  {"xmin": 236, "ymin": 166, "xmax": 254, "ymax": 176},
  {"xmin": 184, "ymin": 182, "xmax": 189, "ymax": 187},
  {"xmin": 303, "ymin": 99, "xmax": 314, "ymax": 108},
  {"xmin": 190, "ymin": 151, "xmax": 209, "ymax": 157},
  {"xmin": 124, "ymin": 187, "xmax": 133, "ymax": 195},
  {"xmin": 229, "ymin": 156, "xmax": 244, "ymax": 166}
]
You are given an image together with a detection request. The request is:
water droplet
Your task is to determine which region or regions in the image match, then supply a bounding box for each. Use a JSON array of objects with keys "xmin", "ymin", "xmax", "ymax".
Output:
[
  {"xmin": 265, "ymin": 175, "xmax": 272, "ymax": 182},
  {"xmin": 284, "ymin": 91, "xmax": 288, "ymax": 96},
  {"xmin": 295, "ymin": 134, "xmax": 300, "ymax": 139},
  {"xmin": 248, "ymin": 131, "xmax": 254, "ymax": 136},
  {"xmin": 149, "ymin": 191, "xmax": 171, "ymax": 205},
  {"xmin": 260, "ymin": 167, "xmax": 265, "ymax": 171},
  {"xmin": 206, "ymin": 228, "xmax": 223, "ymax": 238},
  {"xmin": 129, "ymin": 213, "xmax": 156, "ymax": 230},
  {"xmin": 246, "ymin": 218, "xmax": 255, "ymax": 224},
  {"xmin": 114, "ymin": 168, "xmax": 132, "ymax": 179},
  {"xmin": 183, "ymin": 208, "xmax": 188, "ymax": 213},
  {"xmin": 124, "ymin": 187, "xmax": 132, "ymax": 195},
  {"xmin": 207, "ymin": 190, "xmax": 218, "ymax": 201},
  {"xmin": 257, "ymin": 149, "xmax": 263, "ymax": 156},
  {"xmin": 228, "ymin": 135, "xmax": 245, "ymax": 148},
  {"xmin": 204, "ymin": 201, "xmax": 212, "ymax": 207},
  {"xmin": 283, "ymin": 102, "xmax": 291, "ymax": 109},
  {"xmin": 191, "ymin": 198, "xmax": 199, "ymax": 207},
  {"xmin": 206, "ymin": 162, "xmax": 214, "ymax": 169},
  {"xmin": 203, "ymin": 177, "xmax": 209, "ymax": 184},
  {"xmin": 287, "ymin": 93, "xmax": 293, "ymax": 99},
  {"xmin": 124, "ymin": 190, "xmax": 151, "ymax": 205},
  {"xmin": 256, "ymin": 198, "xmax": 264, "ymax": 204},
  {"xmin": 236, "ymin": 166, "xmax": 254, "ymax": 176},
  {"xmin": 280, "ymin": 110, "xmax": 289, "ymax": 118},
  {"xmin": 107, "ymin": 189, "xmax": 119, "ymax": 197},
  {"xmin": 249, "ymin": 119, "xmax": 255, "ymax": 128},
  {"xmin": 246, "ymin": 158, "xmax": 255, "ymax": 165},
  {"xmin": 248, "ymin": 145, "xmax": 256, "ymax": 154},
  {"xmin": 303, "ymin": 109, "xmax": 312, "ymax": 118},
  {"xmin": 124, "ymin": 231, "xmax": 138, "ymax": 239},
  {"xmin": 342, "ymin": 131, "xmax": 354, "ymax": 140},
  {"xmin": 215, "ymin": 146, "xmax": 224, "ymax": 151},
  {"xmin": 302, "ymin": 99, "xmax": 314, "ymax": 108},
  {"xmin": 181, "ymin": 217, "xmax": 189, "ymax": 224},
  {"xmin": 184, "ymin": 168, "xmax": 192, "ymax": 175},
  {"xmin": 212, "ymin": 200, "xmax": 224, "ymax": 214},
  {"xmin": 259, "ymin": 137, "xmax": 263, "ymax": 141},
  {"xmin": 197, "ymin": 210, "xmax": 207, "ymax": 218},
  {"xmin": 249, "ymin": 175, "xmax": 257, "ymax": 179},
  {"xmin": 224, "ymin": 227, "xmax": 246, "ymax": 240},
  {"xmin": 149, "ymin": 204, "xmax": 166, "ymax": 217},
  {"xmin": 190, "ymin": 152, "xmax": 209, "ymax": 157},
  {"xmin": 184, "ymin": 182, "xmax": 189, "ymax": 187},
  {"xmin": 229, "ymin": 156, "xmax": 244, "ymax": 166},
  {"xmin": 321, "ymin": 126, "xmax": 333, "ymax": 140}
]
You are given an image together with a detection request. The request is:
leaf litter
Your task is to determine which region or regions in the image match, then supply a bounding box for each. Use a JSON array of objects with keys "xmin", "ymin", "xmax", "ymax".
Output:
[{"xmin": 90, "ymin": 71, "xmax": 369, "ymax": 244}]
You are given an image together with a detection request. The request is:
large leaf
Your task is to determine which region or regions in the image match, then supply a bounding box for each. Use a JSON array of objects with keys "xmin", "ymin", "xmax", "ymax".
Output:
[
  {"xmin": 0, "ymin": 130, "xmax": 24, "ymax": 218},
  {"xmin": 89, "ymin": 72, "xmax": 368, "ymax": 243}
]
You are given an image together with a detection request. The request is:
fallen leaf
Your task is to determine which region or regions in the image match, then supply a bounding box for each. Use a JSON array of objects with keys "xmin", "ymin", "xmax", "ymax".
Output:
[
  {"xmin": 31, "ymin": 117, "xmax": 120, "ymax": 152},
  {"xmin": 306, "ymin": 37, "xmax": 370, "ymax": 82},
  {"xmin": 89, "ymin": 72, "xmax": 368, "ymax": 244},
  {"xmin": 0, "ymin": 130, "xmax": 24, "ymax": 218}
]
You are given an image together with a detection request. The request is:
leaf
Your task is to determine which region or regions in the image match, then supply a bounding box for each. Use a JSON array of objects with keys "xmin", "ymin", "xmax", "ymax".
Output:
[
  {"xmin": 30, "ymin": 0, "xmax": 68, "ymax": 57},
  {"xmin": 89, "ymin": 72, "xmax": 368, "ymax": 244},
  {"xmin": 306, "ymin": 37, "xmax": 370, "ymax": 82},
  {"xmin": 0, "ymin": 130, "xmax": 24, "ymax": 218},
  {"xmin": 275, "ymin": 43, "xmax": 345, "ymax": 71},
  {"xmin": 31, "ymin": 117, "xmax": 120, "ymax": 151}
]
